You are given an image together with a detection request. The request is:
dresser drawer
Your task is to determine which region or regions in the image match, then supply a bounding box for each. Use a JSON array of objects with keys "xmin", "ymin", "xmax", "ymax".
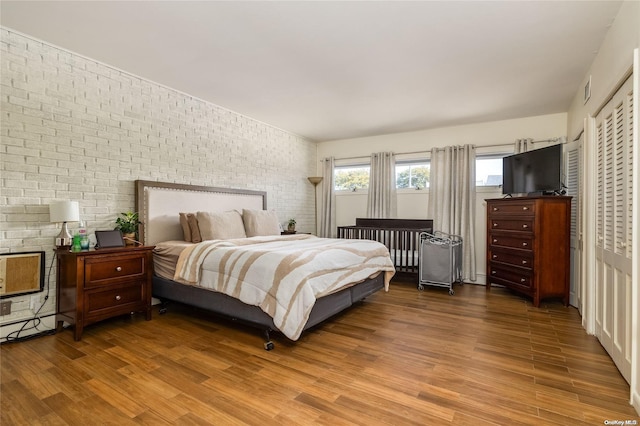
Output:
[
  {"xmin": 489, "ymin": 219, "xmax": 534, "ymax": 232},
  {"xmin": 488, "ymin": 264, "xmax": 533, "ymax": 289},
  {"xmin": 488, "ymin": 201, "xmax": 535, "ymax": 216},
  {"xmin": 85, "ymin": 283, "xmax": 145, "ymax": 315},
  {"xmin": 489, "ymin": 249, "xmax": 533, "ymax": 269},
  {"xmin": 85, "ymin": 254, "xmax": 146, "ymax": 287},
  {"xmin": 489, "ymin": 233, "xmax": 533, "ymax": 250}
]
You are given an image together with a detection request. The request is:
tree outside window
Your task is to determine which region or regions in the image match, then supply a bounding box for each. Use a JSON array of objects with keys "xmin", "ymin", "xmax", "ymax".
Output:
[
  {"xmin": 396, "ymin": 163, "xmax": 429, "ymax": 189},
  {"xmin": 334, "ymin": 166, "xmax": 370, "ymax": 191}
]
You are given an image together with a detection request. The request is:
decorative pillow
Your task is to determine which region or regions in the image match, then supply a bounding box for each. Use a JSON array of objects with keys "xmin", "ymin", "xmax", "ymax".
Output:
[
  {"xmin": 188, "ymin": 213, "xmax": 202, "ymax": 243},
  {"xmin": 242, "ymin": 209, "xmax": 280, "ymax": 237},
  {"xmin": 179, "ymin": 213, "xmax": 192, "ymax": 242},
  {"xmin": 197, "ymin": 210, "xmax": 246, "ymax": 240}
]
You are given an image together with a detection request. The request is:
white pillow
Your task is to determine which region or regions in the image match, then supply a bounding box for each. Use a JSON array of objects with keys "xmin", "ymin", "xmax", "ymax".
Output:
[
  {"xmin": 197, "ymin": 210, "xmax": 247, "ymax": 240},
  {"xmin": 242, "ymin": 209, "xmax": 280, "ymax": 237}
]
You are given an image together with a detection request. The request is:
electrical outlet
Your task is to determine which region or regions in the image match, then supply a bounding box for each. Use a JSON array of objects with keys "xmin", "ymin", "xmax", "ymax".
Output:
[
  {"xmin": 0, "ymin": 300, "xmax": 11, "ymax": 315},
  {"xmin": 30, "ymin": 295, "xmax": 40, "ymax": 311}
]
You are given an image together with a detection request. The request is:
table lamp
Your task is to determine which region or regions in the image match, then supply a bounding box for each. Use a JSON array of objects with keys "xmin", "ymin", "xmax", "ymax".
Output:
[{"xmin": 49, "ymin": 201, "xmax": 80, "ymax": 248}]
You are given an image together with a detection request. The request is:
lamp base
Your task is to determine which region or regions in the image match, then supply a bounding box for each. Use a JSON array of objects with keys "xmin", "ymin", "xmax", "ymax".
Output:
[{"xmin": 55, "ymin": 222, "xmax": 73, "ymax": 248}]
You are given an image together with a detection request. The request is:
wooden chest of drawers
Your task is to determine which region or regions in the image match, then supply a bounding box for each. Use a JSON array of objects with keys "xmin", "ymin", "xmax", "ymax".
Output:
[
  {"xmin": 486, "ymin": 196, "xmax": 571, "ymax": 307},
  {"xmin": 56, "ymin": 246, "xmax": 154, "ymax": 340}
]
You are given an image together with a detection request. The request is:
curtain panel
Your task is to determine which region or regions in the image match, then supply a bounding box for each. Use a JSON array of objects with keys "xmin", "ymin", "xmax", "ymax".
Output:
[
  {"xmin": 427, "ymin": 144, "xmax": 477, "ymax": 281},
  {"xmin": 319, "ymin": 157, "xmax": 336, "ymax": 238},
  {"xmin": 367, "ymin": 152, "xmax": 397, "ymax": 218}
]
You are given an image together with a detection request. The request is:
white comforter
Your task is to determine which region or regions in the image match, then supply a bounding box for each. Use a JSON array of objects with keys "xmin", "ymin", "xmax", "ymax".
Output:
[{"xmin": 174, "ymin": 234, "xmax": 395, "ymax": 340}]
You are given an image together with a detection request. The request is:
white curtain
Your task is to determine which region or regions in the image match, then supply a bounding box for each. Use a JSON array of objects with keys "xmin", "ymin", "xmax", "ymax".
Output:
[
  {"xmin": 515, "ymin": 138, "xmax": 533, "ymax": 153},
  {"xmin": 367, "ymin": 152, "xmax": 397, "ymax": 218},
  {"xmin": 319, "ymin": 157, "xmax": 336, "ymax": 238},
  {"xmin": 428, "ymin": 144, "xmax": 477, "ymax": 282}
]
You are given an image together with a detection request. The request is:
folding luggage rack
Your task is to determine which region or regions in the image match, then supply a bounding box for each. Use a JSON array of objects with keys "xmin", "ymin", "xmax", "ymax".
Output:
[{"xmin": 418, "ymin": 231, "xmax": 463, "ymax": 295}]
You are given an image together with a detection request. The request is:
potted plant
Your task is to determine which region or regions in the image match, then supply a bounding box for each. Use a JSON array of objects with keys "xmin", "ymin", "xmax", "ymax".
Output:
[
  {"xmin": 287, "ymin": 218, "xmax": 296, "ymax": 233},
  {"xmin": 115, "ymin": 211, "xmax": 140, "ymax": 245}
]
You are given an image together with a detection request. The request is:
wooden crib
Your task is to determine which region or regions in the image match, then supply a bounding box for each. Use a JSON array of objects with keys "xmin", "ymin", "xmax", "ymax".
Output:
[{"xmin": 337, "ymin": 218, "xmax": 433, "ymax": 276}]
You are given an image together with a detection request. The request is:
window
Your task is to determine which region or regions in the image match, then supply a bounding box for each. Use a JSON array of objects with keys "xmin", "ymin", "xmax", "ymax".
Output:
[
  {"xmin": 334, "ymin": 165, "xmax": 370, "ymax": 191},
  {"xmin": 396, "ymin": 162, "xmax": 430, "ymax": 189},
  {"xmin": 476, "ymin": 155, "xmax": 504, "ymax": 187}
]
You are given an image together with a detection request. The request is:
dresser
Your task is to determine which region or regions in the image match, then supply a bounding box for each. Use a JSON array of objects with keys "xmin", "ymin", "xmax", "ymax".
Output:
[
  {"xmin": 485, "ymin": 196, "xmax": 571, "ymax": 307},
  {"xmin": 56, "ymin": 246, "xmax": 154, "ymax": 341}
]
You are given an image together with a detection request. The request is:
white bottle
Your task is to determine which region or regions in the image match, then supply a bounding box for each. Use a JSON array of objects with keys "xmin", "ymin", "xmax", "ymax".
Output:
[{"xmin": 78, "ymin": 220, "xmax": 89, "ymax": 250}]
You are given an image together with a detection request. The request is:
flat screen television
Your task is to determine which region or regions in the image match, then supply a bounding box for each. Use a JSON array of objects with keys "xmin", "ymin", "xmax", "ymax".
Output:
[{"xmin": 502, "ymin": 144, "xmax": 563, "ymax": 195}]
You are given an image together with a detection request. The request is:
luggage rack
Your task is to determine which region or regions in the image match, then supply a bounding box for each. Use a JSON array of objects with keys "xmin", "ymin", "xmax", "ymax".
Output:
[{"xmin": 418, "ymin": 231, "xmax": 463, "ymax": 295}]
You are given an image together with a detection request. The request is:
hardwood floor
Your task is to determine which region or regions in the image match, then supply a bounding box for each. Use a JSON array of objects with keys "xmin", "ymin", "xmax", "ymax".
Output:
[{"xmin": 2, "ymin": 280, "xmax": 638, "ymax": 425}]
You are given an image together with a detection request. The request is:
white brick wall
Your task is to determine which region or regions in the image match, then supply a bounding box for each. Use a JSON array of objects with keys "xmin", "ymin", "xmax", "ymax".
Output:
[{"xmin": 0, "ymin": 29, "xmax": 317, "ymax": 337}]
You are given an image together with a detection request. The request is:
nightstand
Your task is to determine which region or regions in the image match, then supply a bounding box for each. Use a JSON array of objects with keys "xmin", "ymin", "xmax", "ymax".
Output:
[{"xmin": 55, "ymin": 245, "xmax": 154, "ymax": 341}]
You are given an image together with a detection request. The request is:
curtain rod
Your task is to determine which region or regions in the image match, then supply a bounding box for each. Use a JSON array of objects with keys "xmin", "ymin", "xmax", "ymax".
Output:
[{"xmin": 322, "ymin": 137, "xmax": 563, "ymax": 162}]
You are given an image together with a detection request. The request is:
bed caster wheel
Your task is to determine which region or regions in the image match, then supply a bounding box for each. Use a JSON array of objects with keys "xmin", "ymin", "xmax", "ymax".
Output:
[
  {"xmin": 449, "ymin": 289, "xmax": 455, "ymax": 296},
  {"xmin": 264, "ymin": 341, "xmax": 275, "ymax": 351},
  {"xmin": 418, "ymin": 285, "xmax": 424, "ymax": 291}
]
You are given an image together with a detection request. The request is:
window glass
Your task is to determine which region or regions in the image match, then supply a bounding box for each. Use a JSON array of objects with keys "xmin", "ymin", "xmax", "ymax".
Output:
[
  {"xmin": 476, "ymin": 156, "xmax": 504, "ymax": 186},
  {"xmin": 334, "ymin": 165, "xmax": 370, "ymax": 191},
  {"xmin": 396, "ymin": 162, "xmax": 430, "ymax": 189}
]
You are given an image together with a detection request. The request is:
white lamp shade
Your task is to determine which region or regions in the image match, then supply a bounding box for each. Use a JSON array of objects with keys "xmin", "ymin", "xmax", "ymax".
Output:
[{"xmin": 49, "ymin": 201, "xmax": 80, "ymax": 223}]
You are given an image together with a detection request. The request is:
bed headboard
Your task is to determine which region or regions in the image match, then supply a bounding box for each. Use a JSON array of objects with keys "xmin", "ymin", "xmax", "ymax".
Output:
[{"xmin": 135, "ymin": 180, "xmax": 267, "ymax": 246}]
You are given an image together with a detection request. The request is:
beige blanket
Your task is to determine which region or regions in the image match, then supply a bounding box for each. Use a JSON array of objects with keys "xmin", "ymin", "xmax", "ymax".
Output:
[{"xmin": 174, "ymin": 234, "xmax": 395, "ymax": 340}]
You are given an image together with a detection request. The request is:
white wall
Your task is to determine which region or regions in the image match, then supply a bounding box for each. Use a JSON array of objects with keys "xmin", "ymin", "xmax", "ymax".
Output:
[
  {"xmin": 317, "ymin": 113, "xmax": 568, "ymax": 285},
  {"xmin": 0, "ymin": 28, "xmax": 316, "ymax": 339}
]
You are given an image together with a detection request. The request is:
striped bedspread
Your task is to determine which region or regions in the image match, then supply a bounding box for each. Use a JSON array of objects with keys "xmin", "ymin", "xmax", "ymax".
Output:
[{"xmin": 174, "ymin": 234, "xmax": 395, "ymax": 340}]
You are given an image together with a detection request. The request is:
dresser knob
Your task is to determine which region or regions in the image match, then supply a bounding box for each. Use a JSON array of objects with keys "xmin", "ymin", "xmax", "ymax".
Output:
[
  {"xmin": 522, "ymin": 260, "xmax": 527, "ymax": 265},
  {"xmin": 520, "ymin": 278, "xmax": 526, "ymax": 283},
  {"xmin": 116, "ymin": 266, "xmax": 122, "ymax": 272},
  {"xmin": 493, "ymin": 207, "xmax": 498, "ymax": 211},
  {"xmin": 493, "ymin": 223, "xmax": 498, "ymax": 227},
  {"xmin": 522, "ymin": 224, "xmax": 528, "ymax": 229},
  {"xmin": 522, "ymin": 242, "xmax": 528, "ymax": 247},
  {"xmin": 491, "ymin": 271, "xmax": 496, "ymax": 275},
  {"xmin": 493, "ymin": 239, "xmax": 498, "ymax": 243},
  {"xmin": 115, "ymin": 295, "xmax": 121, "ymax": 301},
  {"xmin": 492, "ymin": 254, "xmax": 497, "ymax": 259},
  {"xmin": 522, "ymin": 206, "xmax": 529, "ymax": 211}
]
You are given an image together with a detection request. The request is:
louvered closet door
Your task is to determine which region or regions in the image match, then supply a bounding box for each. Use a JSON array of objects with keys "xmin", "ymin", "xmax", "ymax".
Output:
[
  {"xmin": 565, "ymin": 137, "xmax": 582, "ymax": 310},
  {"xmin": 594, "ymin": 75, "xmax": 633, "ymax": 383}
]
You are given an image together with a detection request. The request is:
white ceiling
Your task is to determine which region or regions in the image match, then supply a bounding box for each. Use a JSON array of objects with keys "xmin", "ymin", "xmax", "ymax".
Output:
[{"xmin": 0, "ymin": 1, "xmax": 623, "ymax": 142}]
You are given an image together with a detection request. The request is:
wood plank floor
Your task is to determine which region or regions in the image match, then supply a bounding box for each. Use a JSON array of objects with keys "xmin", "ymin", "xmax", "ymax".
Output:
[{"xmin": 2, "ymin": 280, "xmax": 638, "ymax": 425}]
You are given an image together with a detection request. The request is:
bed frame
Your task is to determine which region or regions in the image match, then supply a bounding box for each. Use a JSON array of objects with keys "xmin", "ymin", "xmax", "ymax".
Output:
[
  {"xmin": 135, "ymin": 180, "xmax": 386, "ymax": 350},
  {"xmin": 337, "ymin": 218, "xmax": 433, "ymax": 277}
]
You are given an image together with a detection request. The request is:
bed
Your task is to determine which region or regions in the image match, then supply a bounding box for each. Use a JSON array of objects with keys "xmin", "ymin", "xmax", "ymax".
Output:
[
  {"xmin": 337, "ymin": 218, "xmax": 433, "ymax": 277},
  {"xmin": 135, "ymin": 180, "xmax": 395, "ymax": 350}
]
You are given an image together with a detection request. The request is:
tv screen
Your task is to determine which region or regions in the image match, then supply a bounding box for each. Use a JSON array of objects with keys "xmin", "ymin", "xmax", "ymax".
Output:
[{"xmin": 502, "ymin": 144, "xmax": 562, "ymax": 195}]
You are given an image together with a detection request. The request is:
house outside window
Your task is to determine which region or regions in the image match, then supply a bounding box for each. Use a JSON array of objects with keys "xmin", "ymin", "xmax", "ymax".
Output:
[{"xmin": 476, "ymin": 155, "xmax": 505, "ymax": 187}]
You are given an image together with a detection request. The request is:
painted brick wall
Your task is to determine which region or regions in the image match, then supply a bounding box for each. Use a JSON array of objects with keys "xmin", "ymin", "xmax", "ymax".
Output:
[{"xmin": 0, "ymin": 28, "xmax": 317, "ymax": 337}]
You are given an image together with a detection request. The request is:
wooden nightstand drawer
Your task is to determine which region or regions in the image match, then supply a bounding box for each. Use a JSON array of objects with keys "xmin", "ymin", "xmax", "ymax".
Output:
[
  {"xmin": 85, "ymin": 283, "xmax": 144, "ymax": 315},
  {"xmin": 85, "ymin": 254, "xmax": 146, "ymax": 287}
]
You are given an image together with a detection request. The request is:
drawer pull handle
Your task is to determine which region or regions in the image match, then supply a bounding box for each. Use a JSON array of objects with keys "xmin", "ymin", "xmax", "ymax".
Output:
[
  {"xmin": 493, "ymin": 223, "xmax": 498, "ymax": 227},
  {"xmin": 491, "ymin": 271, "xmax": 496, "ymax": 275},
  {"xmin": 520, "ymin": 278, "xmax": 526, "ymax": 283},
  {"xmin": 522, "ymin": 206, "xmax": 529, "ymax": 211},
  {"xmin": 115, "ymin": 295, "xmax": 121, "ymax": 301},
  {"xmin": 493, "ymin": 207, "xmax": 498, "ymax": 211},
  {"xmin": 522, "ymin": 224, "xmax": 528, "ymax": 229},
  {"xmin": 493, "ymin": 239, "xmax": 498, "ymax": 243},
  {"xmin": 492, "ymin": 254, "xmax": 497, "ymax": 259},
  {"xmin": 522, "ymin": 242, "xmax": 528, "ymax": 247},
  {"xmin": 116, "ymin": 266, "xmax": 122, "ymax": 272},
  {"xmin": 522, "ymin": 260, "xmax": 527, "ymax": 265}
]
